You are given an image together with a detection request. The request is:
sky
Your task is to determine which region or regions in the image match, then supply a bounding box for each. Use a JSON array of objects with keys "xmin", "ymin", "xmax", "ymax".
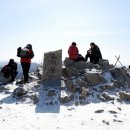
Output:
[{"xmin": 0, "ymin": 0, "xmax": 130, "ymax": 66}]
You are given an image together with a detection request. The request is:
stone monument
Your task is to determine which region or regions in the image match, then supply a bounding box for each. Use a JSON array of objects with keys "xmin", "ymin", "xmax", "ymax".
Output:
[{"xmin": 42, "ymin": 49, "xmax": 62, "ymax": 88}]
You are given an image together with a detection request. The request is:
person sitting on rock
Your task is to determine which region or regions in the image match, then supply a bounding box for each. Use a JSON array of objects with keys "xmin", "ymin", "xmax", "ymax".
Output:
[
  {"xmin": 1, "ymin": 59, "xmax": 18, "ymax": 82},
  {"xmin": 85, "ymin": 42, "xmax": 102, "ymax": 64},
  {"xmin": 68, "ymin": 42, "xmax": 79, "ymax": 62}
]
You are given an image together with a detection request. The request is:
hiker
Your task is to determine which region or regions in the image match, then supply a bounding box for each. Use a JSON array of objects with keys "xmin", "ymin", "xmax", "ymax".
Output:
[
  {"xmin": 85, "ymin": 42, "xmax": 102, "ymax": 64},
  {"xmin": 68, "ymin": 42, "xmax": 79, "ymax": 62},
  {"xmin": 1, "ymin": 59, "xmax": 18, "ymax": 82},
  {"xmin": 17, "ymin": 44, "xmax": 34, "ymax": 83}
]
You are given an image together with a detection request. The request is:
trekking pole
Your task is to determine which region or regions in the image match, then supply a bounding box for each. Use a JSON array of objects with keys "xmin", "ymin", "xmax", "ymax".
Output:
[
  {"xmin": 115, "ymin": 55, "xmax": 123, "ymax": 67},
  {"xmin": 114, "ymin": 55, "xmax": 120, "ymax": 67}
]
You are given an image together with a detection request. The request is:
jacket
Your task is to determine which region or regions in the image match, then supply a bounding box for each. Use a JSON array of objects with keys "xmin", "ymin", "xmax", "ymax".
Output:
[
  {"xmin": 85, "ymin": 45, "xmax": 102, "ymax": 64},
  {"xmin": 68, "ymin": 45, "xmax": 79, "ymax": 60},
  {"xmin": 20, "ymin": 48, "xmax": 34, "ymax": 63}
]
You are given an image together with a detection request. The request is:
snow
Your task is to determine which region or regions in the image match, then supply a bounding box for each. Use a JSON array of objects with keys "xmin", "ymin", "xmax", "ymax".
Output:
[
  {"xmin": 0, "ymin": 82, "xmax": 130, "ymax": 130},
  {"xmin": 1, "ymin": 67, "xmax": 130, "ymax": 130}
]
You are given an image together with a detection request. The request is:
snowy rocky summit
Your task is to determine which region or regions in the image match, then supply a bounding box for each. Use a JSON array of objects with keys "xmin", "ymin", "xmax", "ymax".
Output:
[{"xmin": 1, "ymin": 59, "xmax": 130, "ymax": 130}]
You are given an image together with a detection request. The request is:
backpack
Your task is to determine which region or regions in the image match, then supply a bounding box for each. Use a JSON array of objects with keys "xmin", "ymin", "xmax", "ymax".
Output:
[{"xmin": 19, "ymin": 48, "xmax": 29, "ymax": 58}]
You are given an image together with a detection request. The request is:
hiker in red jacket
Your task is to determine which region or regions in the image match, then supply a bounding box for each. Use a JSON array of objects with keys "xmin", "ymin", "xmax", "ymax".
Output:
[
  {"xmin": 17, "ymin": 44, "xmax": 34, "ymax": 83},
  {"xmin": 68, "ymin": 42, "xmax": 79, "ymax": 61}
]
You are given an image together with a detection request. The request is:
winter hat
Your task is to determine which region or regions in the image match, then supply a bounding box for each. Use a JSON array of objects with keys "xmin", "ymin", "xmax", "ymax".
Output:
[
  {"xmin": 90, "ymin": 42, "xmax": 95, "ymax": 46},
  {"xmin": 8, "ymin": 59, "xmax": 14, "ymax": 65},
  {"xmin": 26, "ymin": 44, "xmax": 32, "ymax": 49},
  {"xmin": 72, "ymin": 42, "xmax": 77, "ymax": 46}
]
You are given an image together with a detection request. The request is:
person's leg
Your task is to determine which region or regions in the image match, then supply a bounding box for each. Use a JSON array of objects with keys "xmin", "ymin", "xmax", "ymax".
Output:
[
  {"xmin": 21, "ymin": 62, "xmax": 27, "ymax": 82},
  {"xmin": 25, "ymin": 63, "xmax": 31, "ymax": 82}
]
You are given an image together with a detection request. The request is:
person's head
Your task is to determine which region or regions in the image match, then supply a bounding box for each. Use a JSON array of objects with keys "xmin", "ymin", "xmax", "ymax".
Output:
[
  {"xmin": 72, "ymin": 42, "xmax": 77, "ymax": 46},
  {"xmin": 8, "ymin": 59, "xmax": 14, "ymax": 65},
  {"xmin": 129, "ymin": 65, "xmax": 130, "ymax": 68},
  {"xmin": 90, "ymin": 42, "xmax": 95, "ymax": 49},
  {"xmin": 26, "ymin": 44, "xmax": 32, "ymax": 50}
]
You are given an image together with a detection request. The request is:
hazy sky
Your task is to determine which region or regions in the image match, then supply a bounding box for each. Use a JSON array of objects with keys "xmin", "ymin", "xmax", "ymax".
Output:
[{"xmin": 0, "ymin": 0, "xmax": 130, "ymax": 66}]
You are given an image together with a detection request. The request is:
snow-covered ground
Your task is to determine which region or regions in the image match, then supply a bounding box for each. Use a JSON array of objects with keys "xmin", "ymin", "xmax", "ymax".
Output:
[
  {"xmin": 1, "ymin": 63, "xmax": 130, "ymax": 130},
  {"xmin": 0, "ymin": 82, "xmax": 130, "ymax": 130}
]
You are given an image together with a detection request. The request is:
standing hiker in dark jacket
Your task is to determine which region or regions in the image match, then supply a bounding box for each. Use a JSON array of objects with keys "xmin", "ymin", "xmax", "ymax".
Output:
[
  {"xmin": 17, "ymin": 44, "xmax": 34, "ymax": 83},
  {"xmin": 85, "ymin": 42, "xmax": 102, "ymax": 64}
]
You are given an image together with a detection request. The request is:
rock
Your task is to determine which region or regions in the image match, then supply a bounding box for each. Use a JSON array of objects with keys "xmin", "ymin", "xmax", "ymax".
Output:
[
  {"xmin": 64, "ymin": 58, "xmax": 98, "ymax": 70},
  {"xmin": 119, "ymin": 91, "xmax": 130, "ymax": 101},
  {"xmin": 113, "ymin": 119, "xmax": 123, "ymax": 122},
  {"xmin": 31, "ymin": 94, "xmax": 39, "ymax": 104},
  {"xmin": 48, "ymin": 89, "xmax": 56, "ymax": 97},
  {"xmin": 34, "ymin": 84, "xmax": 40, "ymax": 89},
  {"xmin": 66, "ymin": 80, "xmax": 77, "ymax": 93},
  {"xmin": 0, "ymin": 77, "xmax": 11, "ymax": 85},
  {"xmin": 79, "ymin": 87, "xmax": 89, "ymax": 99},
  {"xmin": 110, "ymin": 68, "xmax": 129, "ymax": 87},
  {"xmin": 102, "ymin": 120, "xmax": 109, "ymax": 125},
  {"xmin": 64, "ymin": 58, "xmax": 75, "ymax": 68},
  {"xmin": 42, "ymin": 49, "xmax": 62, "ymax": 87},
  {"xmin": 100, "ymin": 85, "xmax": 114, "ymax": 91},
  {"xmin": 0, "ymin": 86, "xmax": 9, "ymax": 92},
  {"xmin": 85, "ymin": 73, "xmax": 106, "ymax": 86},
  {"xmin": 63, "ymin": 67, "xmax": 79, "ymax": 78},
  {"xmin": 75, "ymin": 79, "xmax": 88, "ymax": 88},
  {"xmin": 109, "ymin": 110, "xmax": 117, "ymax": 114},
  {"xmin": 101, "ymin": 92, "xmax": 115, "ymax": 101},
  {"xmin": 14, "ymin": 87, "xmax": 28, "ymax": 97},
  {"xmin": 73, "ymin": 61, "xmax": 91, "ymax": 70},
  {"xmin": 98, "ymin": 59, "xmax": 110, "ymax": 70},
  {"xmin": 95, "ymin": 109, "xmax": 104, "ymax": 113},
  {"xmin": 60, "ymin": 96, "xmax": 72, "ymax": 104},
  {"xmin": 117, "ymin": 107, "xmax": 121, "ymax": 111}
]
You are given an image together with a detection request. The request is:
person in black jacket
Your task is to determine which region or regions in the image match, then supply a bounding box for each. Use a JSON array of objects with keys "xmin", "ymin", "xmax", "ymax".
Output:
[
  {"xmin": 85, "ymin": 42, "xmax": 102, "ymax": 64},
  {"xmin": 1, "ymin": 59, "xmax": 18, "ymax": 81}
]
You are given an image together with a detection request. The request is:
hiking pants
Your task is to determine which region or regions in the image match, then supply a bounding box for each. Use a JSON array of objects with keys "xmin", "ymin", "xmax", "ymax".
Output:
[{"xmin": 21, "ymin": 62, "xmax": 31, "ymax": 82}]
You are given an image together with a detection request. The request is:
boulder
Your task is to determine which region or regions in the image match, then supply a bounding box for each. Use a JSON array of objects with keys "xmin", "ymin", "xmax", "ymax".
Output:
[
  {"xmin": 98, "ymin": 59, "xmax": 110, "ymax": 70},
  {"xmin": 119, "ymin": 91, "xmax": 130, "ymax": 101},
  {"xmin": 85, "ymin": 73, "xmax": 106, "ymax": 86},
  {"xmin": 14, "ymin": 87, "xmax": 28, "ymax": 97},
  {"xmin": 62, "ymin": 67, "xmax": 79, "ymax": 78},
  {"xmin": 110, "ymin": 68, "xmax": 129, "ymax": 86},
  {"xmin": 64, "ymin": 58, "xmax": 75, "ymax": 67}
]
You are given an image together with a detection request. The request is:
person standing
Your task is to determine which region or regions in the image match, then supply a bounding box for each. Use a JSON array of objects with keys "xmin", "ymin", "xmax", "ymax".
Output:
[
  {"xmin": 68, "ymin": 42, "xmax": 79, "ymax": 61},
  {"xmin": 17, "ymin": 44, "xmax": 34, "ymax": 83},
  {"xmin": 85, "ymin": 42, "xmax": 102, "ymax": 64}
]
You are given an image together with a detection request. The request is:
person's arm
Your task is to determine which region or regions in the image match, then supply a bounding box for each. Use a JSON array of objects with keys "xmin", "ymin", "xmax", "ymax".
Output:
[
  {"xmin": 96, "ymin": 47, "xmax": 102, "ymax": 59},
  {"xmin": 85, "ymin": 51, "xmax": 90, "ymax": 61},
  {"xmin": 30, "ymin": 50, "xmax": 34, "ymax": 59}
]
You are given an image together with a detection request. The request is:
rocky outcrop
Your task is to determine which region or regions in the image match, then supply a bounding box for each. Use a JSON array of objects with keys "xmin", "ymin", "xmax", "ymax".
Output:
[
  {"xmin": 84, "ymin": 73, "xmax": 106, "ymax": 86},
  {"xmin": 110, "ymin": 68, "xmax": 130, "ymax": 87}
]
